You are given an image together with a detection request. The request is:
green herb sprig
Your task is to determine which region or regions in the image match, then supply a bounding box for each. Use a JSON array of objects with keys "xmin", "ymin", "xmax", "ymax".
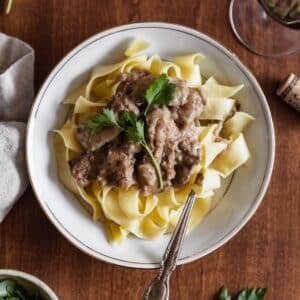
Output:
[
  {"xmin": 218, "ymin": 285, "xmax": 267, "ymax": 300},
  {"xmin": 144, "ymin": 73, "xmax": 176, "ymax": 114},
  {"xmin": 84, "ymin": 108, "xmax": 121, "ymax": 133},
  {"xmin": 0, "ymin": 279, "xmax": 43, "ymax": 300},
  {"xmin": 218, "ymin": 285, "xmax": 231, "ymax": 300},
  {"xmin": 236, "ymin": 288, "xmax": 267, "ymax": 300},
  {"xmin": 85, "ymin": 109, "xmax": 164, "ymax": 189}
]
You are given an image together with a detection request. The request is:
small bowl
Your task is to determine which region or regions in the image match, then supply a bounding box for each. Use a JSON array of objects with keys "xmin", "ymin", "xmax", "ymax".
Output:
[
  {"xmin": 26, "ymin": 22, "xmax": 275, "ymax": 268},
  {"xmin": 0, "ymin": 269, "xmax": 58, "ymax": 299}
]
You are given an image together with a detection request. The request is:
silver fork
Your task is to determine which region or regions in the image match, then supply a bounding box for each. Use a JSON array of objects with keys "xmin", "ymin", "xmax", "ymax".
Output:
[{"xmin": 143, "ymin": 190, "xmax": 197, "ymax": 300}]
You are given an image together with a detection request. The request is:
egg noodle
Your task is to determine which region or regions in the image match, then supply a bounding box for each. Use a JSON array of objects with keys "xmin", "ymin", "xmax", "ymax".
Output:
[{"xmin": 54, "ymin": 40, "xmax": 254, "ymax": 243}]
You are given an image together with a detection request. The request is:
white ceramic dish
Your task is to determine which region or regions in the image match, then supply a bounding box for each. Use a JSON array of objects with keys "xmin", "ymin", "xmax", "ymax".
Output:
[
  {"xmin": 0, "ymin": 269, "xmax": 58, "ymax": 300},
  {"xmin": 26, "ymin": 22, "xmax": 275, "ymax": 269}
]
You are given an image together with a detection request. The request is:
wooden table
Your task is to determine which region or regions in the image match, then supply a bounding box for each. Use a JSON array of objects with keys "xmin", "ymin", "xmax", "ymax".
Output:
[{"xmin": 1, "ymin": 1, "xmax": 299, "ymax": 299}]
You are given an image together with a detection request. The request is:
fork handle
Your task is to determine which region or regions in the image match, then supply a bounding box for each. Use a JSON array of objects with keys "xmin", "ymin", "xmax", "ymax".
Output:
[
  {"xmin": 143, "ymin": 190, "xmax": 197, "ymax": 300},
  {"xmin": 160, "ymin": 190, "xmax": 196, "ymax": 276},
  {"xmin": 143, "ymin": 274, "xmax": 170, "ymax": 300}
]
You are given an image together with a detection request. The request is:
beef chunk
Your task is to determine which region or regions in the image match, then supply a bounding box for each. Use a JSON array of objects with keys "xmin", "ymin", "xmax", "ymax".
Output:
[
  {"xmin": 145, "ymin": 107, "xmax": 180, "ymax": 189},
  {"xmin": 76, "ymin": 125, "xmax": 120, "ymax": 152},
  {"xmin": 116, "ymin": 70, "xmax": 155, "ymax": 105},
  {"xmin": 109, "ymin": 93, "xmax": 140, "ymax": 116},
  {"xmin": 137, "ymin": 161, "xmax": 159, "ymax": 195},
  {"xmin": 146, "ymin": 107, "xmax": 180, "ymax": 163},
  {"xmin": 69, "ymin": 151, "xmax": 104, "ymax": 187},
  {"xmin": 173, "ymin": 139, "xmax": 201, "ymax": 187},
  {"xmin": 169, "ymin": 80, "xmax": 204, "ymax": 128},
  {"xmin": 98, "ymin": 141, "xmax": 140, "ymax": 189}
]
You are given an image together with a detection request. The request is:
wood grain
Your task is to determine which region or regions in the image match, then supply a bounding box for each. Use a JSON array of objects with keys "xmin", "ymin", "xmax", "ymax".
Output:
[{"xmin": 0, "ymin": 1, "xmax": 299, "ymax": 299}]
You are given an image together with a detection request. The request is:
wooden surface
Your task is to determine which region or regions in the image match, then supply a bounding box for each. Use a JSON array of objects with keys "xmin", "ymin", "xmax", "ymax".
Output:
[{"xmin": 0, "ymin": 1, "xmax": 299, "ymax": 299}]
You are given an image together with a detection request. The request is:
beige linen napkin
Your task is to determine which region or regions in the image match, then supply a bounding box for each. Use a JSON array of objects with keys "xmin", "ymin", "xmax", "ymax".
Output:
[{"xmin": 0, "ymin": 33, "xmax": 34, "ymax": 222}]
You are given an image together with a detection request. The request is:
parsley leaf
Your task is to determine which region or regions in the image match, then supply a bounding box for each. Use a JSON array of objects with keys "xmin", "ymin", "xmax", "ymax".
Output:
[
  {"xmin": 218, "ymin": 286, "xmax": 267, "ymax": 300},
  {"xmin": 125, "ymin": 119, "xmax": 145, "ymax": 143},
  {"xmin": 144, "ymin": 74, "xmax": 176, "ymax": 114},
  {"xmin": 119, "ymin": 111, "xmax": 145, "ymax": 143},
  {"xmin": 237, "ymin": 288, "xmax": 267, "ymax": 300},
  {"xmin": 84, "ymin": 108, "xmax": 121, "ymax": 132},
  {"xmin": 119, "ymin": 110, "xmax": 138, "ymax": 129},
  {"xmin": 218, "ymin": 286, "xmax": 231, "ymax": 300}
]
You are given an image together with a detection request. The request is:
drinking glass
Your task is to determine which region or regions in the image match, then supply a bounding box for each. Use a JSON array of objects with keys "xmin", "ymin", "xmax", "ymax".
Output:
[{"xmin": 229, "ymin": 0, "xmax": 300, "ymax": 57}]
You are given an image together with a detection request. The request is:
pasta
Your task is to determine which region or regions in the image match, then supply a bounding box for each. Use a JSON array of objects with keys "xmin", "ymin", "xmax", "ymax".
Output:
[{"xmin": 54, "ymin": 40, "xmax": 254, "ymax": 243}]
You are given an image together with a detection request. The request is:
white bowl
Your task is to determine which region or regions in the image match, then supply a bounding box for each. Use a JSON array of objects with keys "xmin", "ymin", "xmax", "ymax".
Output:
[
  {"xmin": 26, "ymin": 22, "xmax": 275, "ymax": 269},
  {"xmin": 0, "ymin": 269, "xmax": 58, "ymax": 300}
]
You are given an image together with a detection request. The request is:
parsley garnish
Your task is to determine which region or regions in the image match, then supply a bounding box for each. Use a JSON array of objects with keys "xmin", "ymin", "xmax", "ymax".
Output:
[
  {"xmin": 218, "ymin": 286, "xmax": 231, "ymax": 300},
  {"xmin": 84, "ymin": 108, "xmax": 121, "ymax": 132},
  {"xmin": 0, "ymin": 279, "xmax": 43, "ymax": 300},
  {"xmin": 85, "ymin": 109, "xmax": 164, "ymax": 190},
  {"xmin": 237, "ymin": 288, "xmax": 267, "ymax": 300},
  {"xmin": 118, "ymin": 110, "xmax": 138, "ymax": 129},
  {"xmin": 217, "ymin": 286, "xmax": 267, "ymax": 300},
  {"xmin": 144, "ymin": 74, "xmax": 176, "ymax": 114}
]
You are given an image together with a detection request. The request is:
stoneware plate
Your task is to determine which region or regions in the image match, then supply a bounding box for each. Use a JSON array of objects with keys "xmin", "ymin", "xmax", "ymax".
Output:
[
  {"xmin": 0, "ymin": 269, "xmax": 58, "ymax": 300},
  {"xmin": 26, "ymin": 22, "xmax": 275, "ymax": 269}
]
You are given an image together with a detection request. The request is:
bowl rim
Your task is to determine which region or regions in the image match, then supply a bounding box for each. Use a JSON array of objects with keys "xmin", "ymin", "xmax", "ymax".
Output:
[
  {"xmin": 26, "ymin": 22, "xmax": 275, "ymax": 269},
  {"xmin": 0, "ymin": 269, "xmax": 58, "ymax": 299}
]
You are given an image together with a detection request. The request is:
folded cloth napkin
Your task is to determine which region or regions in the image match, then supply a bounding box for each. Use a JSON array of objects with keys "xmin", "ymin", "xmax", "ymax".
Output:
[{"xmin": 0, "ymin": 33, "xmax": 34, "ymax": 222}]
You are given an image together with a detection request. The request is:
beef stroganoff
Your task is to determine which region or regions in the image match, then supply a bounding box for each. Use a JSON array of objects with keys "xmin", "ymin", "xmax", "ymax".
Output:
[{"xmin": 54, "ymin": 40, "xmax": 254, "ymax": 243}]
